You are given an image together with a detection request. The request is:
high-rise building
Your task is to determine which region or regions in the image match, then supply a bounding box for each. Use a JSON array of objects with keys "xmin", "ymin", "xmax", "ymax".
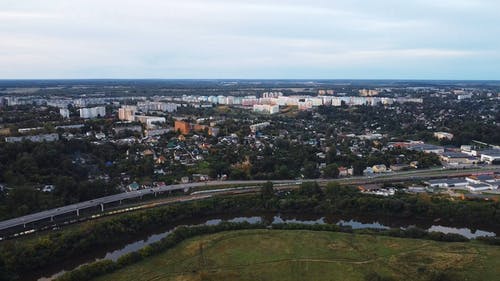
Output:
[
  {"xmin": 118, "ymin": 106, "xmax": 137, "ymax": 121},
  {"xmin": 59, "ymin": 108, "xmax": 70, "ymax": 119},
  {"xmin": 253, "ymin": 104, "xmax": 280, "ymax": 114},
  {"xmin": 359, "ymin": 89, "xmax": 380, "ymax": 97},
  {"xmin": 135, "ymin": 115, "xmax": 166, "ymax": 129},
  {"xmin": 79, "ymin": 106, "xmax": 106, "ymax": 119}
]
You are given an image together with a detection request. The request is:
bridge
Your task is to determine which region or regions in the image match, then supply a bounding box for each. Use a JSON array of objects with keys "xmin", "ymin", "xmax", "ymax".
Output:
[
  {"xmin": 0, "ymin": 180, "xmax": 294, "ymax": 234},
  {"xmin": 1, "ymin": 166, "xmax": 499, "ymax": 235}
]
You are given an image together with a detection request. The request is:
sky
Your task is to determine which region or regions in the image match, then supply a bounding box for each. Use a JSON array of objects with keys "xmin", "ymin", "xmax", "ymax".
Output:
[{"xmin": 1, "ymin": 0, "xmax": 499, "ymax": 79}]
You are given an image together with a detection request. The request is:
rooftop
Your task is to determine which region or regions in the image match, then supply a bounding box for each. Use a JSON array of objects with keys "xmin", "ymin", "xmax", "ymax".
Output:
[{"xmin": 426, "ymin": 178, "xmax": 468, "ymax": 185}]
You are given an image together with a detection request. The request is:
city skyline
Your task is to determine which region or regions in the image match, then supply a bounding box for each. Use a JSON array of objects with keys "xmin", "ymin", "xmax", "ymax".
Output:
[{"xmin": 1, "ymin": 0, "xmax": 499, "ymax": 79}]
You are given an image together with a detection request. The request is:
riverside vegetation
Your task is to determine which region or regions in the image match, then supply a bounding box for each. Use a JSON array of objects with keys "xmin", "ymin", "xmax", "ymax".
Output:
[{"xmin": 1, "ymin": 182, "xmax": 500, "ymax": 280}]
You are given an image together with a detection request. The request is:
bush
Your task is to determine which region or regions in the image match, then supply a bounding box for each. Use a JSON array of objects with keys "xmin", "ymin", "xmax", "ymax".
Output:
[
  {"xmin": 57, "ymin": 260, "xmax": 116, "ymax": 281},
  {"xmin": 476, "ymin": 236, "xmax": 500, "ymax": 245},
  {"xmin": 427, "ymin": 232, "xmax": 468, "ymax": 242},
  {"xmin": 116, "ymin": 251, "xmax": 143, "ymax": 267}
]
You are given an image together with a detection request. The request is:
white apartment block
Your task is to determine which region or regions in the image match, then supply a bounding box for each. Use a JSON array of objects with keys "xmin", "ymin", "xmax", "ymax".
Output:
[
  {"xmin": 253, "ymin": 104, "xmax": 280, "ymax": 114},
  {"xmin": 59, "ymin": 108, "xmax": 70, "ymax": 119},
  {"xmin": 79, "ymin": 106, "xmax": 106, "ymax": 119}
]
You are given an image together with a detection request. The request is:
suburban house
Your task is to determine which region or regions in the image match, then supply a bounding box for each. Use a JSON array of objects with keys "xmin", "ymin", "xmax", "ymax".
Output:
[
  {"xmin": 372, "ymin": 164, "xmax": 388, "ymax": 173},
  {"xmin": 363, "ymin": 167, "xmax": 374, "ymax": 176},
  {"xmin": 128, "ymin": 182, "xmax": 140, "ymax": 191},
  {"xmin": 338, "ymin": 166, "xmax": 354, "ymax": 177}
]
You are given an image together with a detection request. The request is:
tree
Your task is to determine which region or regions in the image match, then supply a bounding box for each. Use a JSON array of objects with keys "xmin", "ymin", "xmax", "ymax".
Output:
[
  {"xmin": 0, "ymin": 257, "xmax": 14, "ymax": 281},
  {"xmin": 326, "ymin": 145, "xmax": 337, "ymax": 163},
  {"xmin": 298, "ymin": 182, "xmax": 322, "ymax": 197},
  {"xmin": 260, "ymin": 181, "xmax": 274, "ymax": 200},
  {"xmin": 322, "ymin": 164, "xmax": 339, "ymax": 178},
  {"xmin": 302, "ymin": 161, "xmax": 320, "ymax": 179},
  {"xmin": 352, "ymin": 160, "xmax": 365, "ymax": 176}
]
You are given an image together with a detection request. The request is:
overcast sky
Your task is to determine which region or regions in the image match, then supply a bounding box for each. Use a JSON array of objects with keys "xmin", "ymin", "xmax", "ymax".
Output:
[{"xmin": 1, "ymin": 0, "xmax": 499, "ymax": 79}]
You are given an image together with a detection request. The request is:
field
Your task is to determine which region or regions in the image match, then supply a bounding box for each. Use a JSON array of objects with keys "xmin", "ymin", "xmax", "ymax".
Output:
[{"xmin": 93, "ymin": 229, "xmax": 500, "ymax": 281}]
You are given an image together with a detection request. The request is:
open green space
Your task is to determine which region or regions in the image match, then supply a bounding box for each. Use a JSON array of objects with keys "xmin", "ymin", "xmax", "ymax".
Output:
[{"xmin": 92, "ymin": 229, "xmax": 500, "ymax": 281}]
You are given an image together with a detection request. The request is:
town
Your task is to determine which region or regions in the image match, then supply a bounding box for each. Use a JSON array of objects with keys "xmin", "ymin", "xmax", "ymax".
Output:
[
  {"xmin": 0, "ymin": 80, "xmax": 499, "ymax": 222},
  {"xmin": 3, "ymin": 0, "xmax": 500, "ymax": 280}
]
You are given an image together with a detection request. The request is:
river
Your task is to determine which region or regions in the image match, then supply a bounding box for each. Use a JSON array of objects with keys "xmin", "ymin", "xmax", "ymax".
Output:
[{"xmin": 24, "ymin": 212, "xmax": 498, "ymax": 281}]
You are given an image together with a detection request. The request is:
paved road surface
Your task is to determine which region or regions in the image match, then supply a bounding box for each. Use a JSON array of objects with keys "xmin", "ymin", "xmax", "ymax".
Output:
[{"xmin": 0, "ymin": 166, "xmax": 498, "ymax": 232}]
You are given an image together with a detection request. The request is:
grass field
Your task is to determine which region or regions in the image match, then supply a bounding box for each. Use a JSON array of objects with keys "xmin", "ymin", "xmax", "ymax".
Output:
[{"xmin": 93, "ymin": 229, "xmax": 500, "ymax": 281}]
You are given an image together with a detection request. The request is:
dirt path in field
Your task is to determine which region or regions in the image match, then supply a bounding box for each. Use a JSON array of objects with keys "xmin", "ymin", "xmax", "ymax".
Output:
[{"xmin": 143, "ymin": 242, "xmax": 440, "ymax": 281}]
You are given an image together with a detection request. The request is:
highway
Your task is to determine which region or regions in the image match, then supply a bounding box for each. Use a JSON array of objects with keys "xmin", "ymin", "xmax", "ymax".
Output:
[
  {"xmin": 0, "ymin": 180, "xmax": 288, "ymax": 232},
  {"xmin": 0, "ymin": 166, "xmax": 498, "ymax": 233}
]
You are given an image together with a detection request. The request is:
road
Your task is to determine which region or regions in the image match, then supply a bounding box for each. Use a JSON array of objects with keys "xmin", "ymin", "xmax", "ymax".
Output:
[{"xmin": 0, "ymin": 166, "xmax": 498, "ymax": 232}]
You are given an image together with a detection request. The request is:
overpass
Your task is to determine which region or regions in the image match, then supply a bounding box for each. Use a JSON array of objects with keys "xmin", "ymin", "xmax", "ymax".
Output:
[
  {"xmin": 0, "ymin": 166, "xmax": 499, "ymax": 234},
  {"xmin": 0, "ymin": 180, "xmax": 295, "ymax": 233}
]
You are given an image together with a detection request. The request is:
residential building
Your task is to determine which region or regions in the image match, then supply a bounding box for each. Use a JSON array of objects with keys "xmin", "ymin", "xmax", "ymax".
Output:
[
  {"xmin": 434, "ymin": 132, "xmax": 454, "ymax": 140},
  {"xmin": 0, "ymin": 128, "xmax": 10, "ymax": 136},
  {"xmin": 241, "ymin": 96, "xmax": 259, "ymax": 106},
  {"xmin": 79, "ymin": 106, "xmax": 106, "ymax": 119},
  {"xmin": 250, "ymin": 122, "xmax": 270, "ymax": 133},
  {"xmin": 59, "ymin": 108, "xmax": 70, "ymax": 119},
  {"xmin": 363, "ymin": 167, "xmax": 374, "ymax": 176},
  {"xmin": 209, "ymin": 127, "xmax": 220, "ymax": 137},
  {"xmin": 372, "ymin": 164, "xmax": 388, "ymax": 173},
  {"xmin": 146, "ymin": 128, "xmax": 172, "ymax": 137},
  {"xmin": 118, "ymin": 106, "xmax": 137, "ymax": 121},
  {"xmin": 135, "ymin": 116, "xmax": 166, "ymax": 129},
  {"xmin": 338, "ymin": 166, "xmax": 353, "ymax": 177},
  {"xmin": 253, "ymin": 104, "xmax": 279, "ymax": 114},
  {"xmin": 175, "ymin": 120, "xmax": 191, "ymax": 135},
  {"xmin": 18, "ymin": 127, "xmax": 43, "ymax": 134},
  {"xmin": 113, "ymin": 125, "xmax": 142, "ymax": 135},
  {"xmin": 5, "ymin": 133, "xmax": 59, "ymax": 143},
  {"xmin": 137, "ymin": 102, "xmax": 178, "ymax": 113},
  {"xmin": 359, "ymin": 89, "xmax": 380, "ymax": 96}
]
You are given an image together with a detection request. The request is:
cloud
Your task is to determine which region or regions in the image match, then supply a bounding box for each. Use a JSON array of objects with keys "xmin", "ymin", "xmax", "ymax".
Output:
[
  {"xmin": 0, "ymin": 0, "xmax": 499, "ymax": 79},
  {"xmin": 0, "ymin": 11, "xmax": 60, "ymax": 20}
]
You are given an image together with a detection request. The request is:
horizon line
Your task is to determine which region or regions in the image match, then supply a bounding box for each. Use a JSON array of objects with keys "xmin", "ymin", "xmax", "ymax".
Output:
[{"xmin": 1, "ymin": 78, "xmax": 500, "ymax": 82}]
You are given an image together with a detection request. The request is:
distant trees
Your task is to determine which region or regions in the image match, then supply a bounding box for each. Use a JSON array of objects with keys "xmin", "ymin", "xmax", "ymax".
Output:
[
  {"xmin": 298, "ymin": 182, "xmax": 322, "ymax": 197},
  {"xmin": 260, "ymin": 181, "xmax": 274, "ymax": 200},
  {"xmin": 302, "ymin": 161, "xmax": 320, "ymax": 179},
  {"xmin": 326, "ymin": 145, "xmax": 337, "ymax": 164},
  {"xmin": 322, "ymin": 163, "xmax": 339, "ymax": 178},
  {"xmin": 0, "ymin": 140, "xmax": 123, "ymax": 219}
]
